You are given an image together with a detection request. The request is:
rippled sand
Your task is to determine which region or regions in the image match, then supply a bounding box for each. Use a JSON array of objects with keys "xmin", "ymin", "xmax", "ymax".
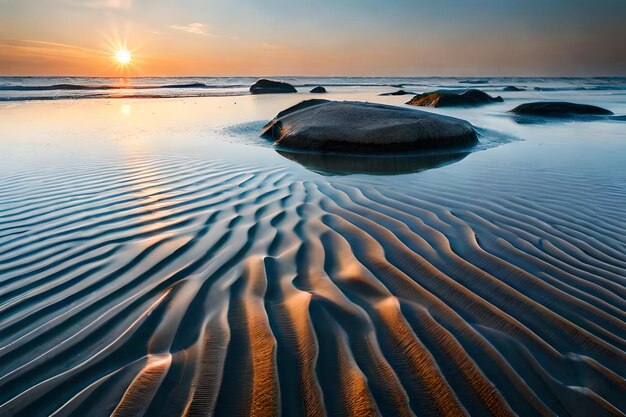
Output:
[{"xmin": 1, "ymin": 91, "xmax": 625, "ymax": 416}]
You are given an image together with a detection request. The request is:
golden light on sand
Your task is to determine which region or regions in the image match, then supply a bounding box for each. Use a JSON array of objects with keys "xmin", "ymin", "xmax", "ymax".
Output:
[{"xmin": 115, "ymin": 49, "xmax": 131, "ymax": 64}]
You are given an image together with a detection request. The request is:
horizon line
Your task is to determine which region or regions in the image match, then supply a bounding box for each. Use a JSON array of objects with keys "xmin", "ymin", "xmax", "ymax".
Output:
[{"xmin": 1, "ymin": 74, "xmax": 626, "ymax": 79}]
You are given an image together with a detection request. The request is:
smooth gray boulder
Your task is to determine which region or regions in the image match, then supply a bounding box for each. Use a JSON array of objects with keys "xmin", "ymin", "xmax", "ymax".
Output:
[
  {"xmin": 407, "ymin": 89, "xmax": 503, "ymax": 107},
  {"xmin": 250, "ymin": 79, "xmax": 297, "ymax": 94},
  {"xmin": 510, "ymin": 102, "xmax": 614, "ymax": 117},
  {"xmin": 262, "ymin": 100, "xmax": 478, "ymax": 152},
  {"xmin": 310, "ymin": 86, "xmax": 327, "ymax": 93}
]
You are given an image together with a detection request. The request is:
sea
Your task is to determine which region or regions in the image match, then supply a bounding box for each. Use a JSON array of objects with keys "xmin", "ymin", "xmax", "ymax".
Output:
[{"xmin": 1, "ymin": 76, "xmax": 626, "ymax": 101}]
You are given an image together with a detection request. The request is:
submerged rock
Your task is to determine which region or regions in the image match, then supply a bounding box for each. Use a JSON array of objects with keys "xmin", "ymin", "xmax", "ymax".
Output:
[
  {"xmin": 309, "ymin": 86, "xmax": 327, "ymax": 93},
  {"xmin": 379, "ymin": 90, "xmax": 414, "ymax": 96},
  {"xmin": 510, "ymin": 102, "xmax": 614, "ymax": 117},
  {"xmin": 407, "ymin": 89, "xmax": 503, "ymax": 107},
  {"xmin": 262, "ymin": 100, "xmax": 478, "ymax": 152},
  {"xmin": 161, "ymin": 82, "xmax": 209, "ymax": 89},
  {"xmin": 250, "ymin": 79, "xmax": 297, "ymax": 94},
  {"xmin": 503, "ymin": 86, "xmax": 525, "ymax": 92},
  {"xmin": 459, "ymin": 79, "xmax": 490, "ymax": 84}
]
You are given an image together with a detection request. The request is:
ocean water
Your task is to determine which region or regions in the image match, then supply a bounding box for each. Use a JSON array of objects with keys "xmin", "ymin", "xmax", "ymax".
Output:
[
  {"xmin": 1, "ymin": 76, "xmax": 626, "ymax": 101},
  {"xmin": 0, "ymin": 80, "xmax": 625, "ymax": 416}
]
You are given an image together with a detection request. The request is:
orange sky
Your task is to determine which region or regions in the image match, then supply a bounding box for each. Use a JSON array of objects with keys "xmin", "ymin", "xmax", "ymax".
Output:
[{"xmin": 1, "ymin": 0, "xmax": 625, "ymax": 76}]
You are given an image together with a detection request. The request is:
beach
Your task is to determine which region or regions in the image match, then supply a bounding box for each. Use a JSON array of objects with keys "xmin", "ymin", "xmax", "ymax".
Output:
[{"xmin": 1, "ymin": 78, "xmax": 625, "ymax": 416}]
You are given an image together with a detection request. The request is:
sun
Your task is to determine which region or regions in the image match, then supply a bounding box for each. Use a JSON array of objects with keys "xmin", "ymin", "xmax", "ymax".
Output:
[
  {"xmin": 115, "ymin": 49, "xmax": 131, "ymax": 64},
  {"xmin": 104, "ymin": 34, "xmax": 137, "ymax": 73}
]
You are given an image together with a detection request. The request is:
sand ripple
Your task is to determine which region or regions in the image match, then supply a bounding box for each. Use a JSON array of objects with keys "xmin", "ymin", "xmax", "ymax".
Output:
[{"xmin": 0, "ymin": 156, "xmax": 624, "ymax": 416}]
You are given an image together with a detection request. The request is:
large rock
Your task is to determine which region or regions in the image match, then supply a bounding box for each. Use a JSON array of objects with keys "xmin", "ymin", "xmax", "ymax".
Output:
[
  {"xmin": 250, "ymin": 79, "xmax": 297, "ymax": 94},
  {"xmin": 407, "ymin": 89, "xmax": 503, "ymax": 107},
  {"xmin": 510, "ymin": 102, "xmax": 614, "ymax": 117},
  {"xmin": 309, "ymin": 86, "xmax": 327, "ymax": 93},
  {"xmin": 262, "ymin": 100, "xmax": 478, "ymax": 152}
]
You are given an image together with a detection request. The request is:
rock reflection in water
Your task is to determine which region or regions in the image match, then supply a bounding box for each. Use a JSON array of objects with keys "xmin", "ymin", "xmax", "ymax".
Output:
[{"xmin": 276, "ymin": 149, "xmax": 469, "ymax": 175}]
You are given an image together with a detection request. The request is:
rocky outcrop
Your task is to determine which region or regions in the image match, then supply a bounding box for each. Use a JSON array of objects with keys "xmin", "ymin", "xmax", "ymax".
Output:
[
  {"xmin": 262, "ymin": 100, "xmax": 478, "ymax": 152},
  {"xmin": 510, "ymin": 102, "xmax": 614, "ymax": 117},
  {"xmin": 407, "ymin": 89, "xmax": 503, "ymax": 107}
]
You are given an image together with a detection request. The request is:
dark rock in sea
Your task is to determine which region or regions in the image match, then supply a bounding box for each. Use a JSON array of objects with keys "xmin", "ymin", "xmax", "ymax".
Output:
[
  {"xmin": 310, "ymin": 86, "xmax": 327, "ymax": 93},
  {"xmin": 250, "ymin": 79, "xmax": 297, "ymax": 94},
  {"xmin": 459, "ymin": 79, "xmax": 490, "ymax": 84},
  {"xmin": 406, "ymin": 89, "xmax": 503, "ymax": 107},
  {"xmin": 262, "ymin": 99, "xmax": 478, "ymax": 152},
  {"xmin": 50, "ymin": 84, "xmax": 97, "ymax": 90},
  {"xmin": 510, "ymin": 102, "xmax": 614, "ymax": 117},
  {"xmin": 379, "ymin": 90, "xmax": 414, "ymax": 96},
  {"xmin": 503, "ymin": 86, "xmax": 525, "ymax": 92},
  {"xmin": 391, "ymin": 84, "xmax": 404, "ymax": 88},
  {"xmin": 161, "ymin": 82, "xmax": 209, "ymax": 89}
]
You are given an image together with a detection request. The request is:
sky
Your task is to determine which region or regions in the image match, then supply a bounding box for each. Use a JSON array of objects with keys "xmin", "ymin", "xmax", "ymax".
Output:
[{"xmin": 1, "ymin": 0, "xmax": 625, "ymax": 76}]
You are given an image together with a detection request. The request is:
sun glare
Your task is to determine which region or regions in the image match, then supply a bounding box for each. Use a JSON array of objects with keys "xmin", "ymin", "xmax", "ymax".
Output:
[{"xmin": 115, "ymin": 49, "xmax": 131, "ymax": 64}]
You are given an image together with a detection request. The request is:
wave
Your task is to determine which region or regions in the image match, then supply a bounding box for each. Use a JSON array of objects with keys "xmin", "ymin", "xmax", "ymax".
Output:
[
  {"xmin": 2, "ymin": 76, "xmax": 626, "ymax": 102},
  {"xmin": 0, "ymin": 81, "xmax": 420, "ymax": 95},
  {"xmin": 0, "ymin": 155, "xmax": 624, "ymax": 416},
  {"xmin": 0, "ymin": 92, "xmax": 248, "ymax": 101},
  {"xmin": 0, "ymin": 82, "xmax": 253, "ymax": 91},
  {"xmin": 0, "ymin": 81, "xmax": 410, "ymax": 92}
]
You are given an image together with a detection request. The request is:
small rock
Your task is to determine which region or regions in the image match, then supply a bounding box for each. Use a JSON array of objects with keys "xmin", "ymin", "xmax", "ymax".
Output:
[
  {"xmin": 379, "ymin": 90, "xmax": 414, "ymax": 96},
  {"xmin": 250, "ymin": 79, "xmax": 297, "ymax": 94},
  {"xmin": 310, "ymin": 86, "xmax": 327, "ymax": 93}
]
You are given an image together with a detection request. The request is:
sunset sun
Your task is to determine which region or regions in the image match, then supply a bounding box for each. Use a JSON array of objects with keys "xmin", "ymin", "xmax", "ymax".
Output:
[{"xmin": 115, "ymin": 49, "xmax": 131, "ymax": 64}]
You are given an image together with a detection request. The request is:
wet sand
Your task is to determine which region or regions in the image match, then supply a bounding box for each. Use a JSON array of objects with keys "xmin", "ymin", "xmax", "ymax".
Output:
[{"xmin": 0, "ymin": 89, "xmax": 625, "ymax": 416}]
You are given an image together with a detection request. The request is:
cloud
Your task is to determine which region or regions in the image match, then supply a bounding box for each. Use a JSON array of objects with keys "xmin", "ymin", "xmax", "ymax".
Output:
[
  {"xmin": 0, "ymin": 38, "xmax": 105, "ymax": 74},
  {"xmin": 0, "ymin": 39, "xmax": 103, "ymax": 58},
  {"xmin": 169, "ymin": 23, "xmax": 211, "ymax": 37}
]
